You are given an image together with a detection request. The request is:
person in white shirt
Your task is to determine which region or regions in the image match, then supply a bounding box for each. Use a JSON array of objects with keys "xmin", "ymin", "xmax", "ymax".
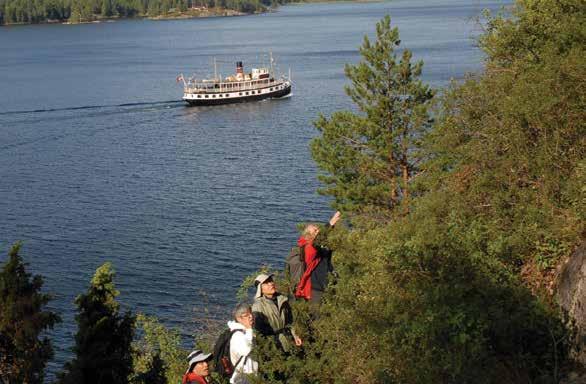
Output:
[{"xmin": 228, "ymin": 303, "xmax": 258, "ymax": 384}]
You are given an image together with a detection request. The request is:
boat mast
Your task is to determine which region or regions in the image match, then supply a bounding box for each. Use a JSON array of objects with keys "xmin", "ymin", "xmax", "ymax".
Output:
[{"xmin": 214, "ymin": 58, "xmax": 218, "ymax": 81}]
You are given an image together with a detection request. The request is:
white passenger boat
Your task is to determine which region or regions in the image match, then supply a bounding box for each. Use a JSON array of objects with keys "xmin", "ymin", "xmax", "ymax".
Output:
[{"xmin": 178, "ymin": 57, "xmax": 291, "ymax": 106}]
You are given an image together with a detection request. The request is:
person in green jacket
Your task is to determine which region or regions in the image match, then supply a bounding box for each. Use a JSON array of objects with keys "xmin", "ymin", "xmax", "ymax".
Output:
[{"xmin": 251, "ymin": 273, "xmax": 302, "ymax": 353}]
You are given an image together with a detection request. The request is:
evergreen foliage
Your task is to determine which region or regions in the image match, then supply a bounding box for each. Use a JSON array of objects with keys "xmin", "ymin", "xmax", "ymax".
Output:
[
  {"xmin": 0, "ymin": 0, "xmax": 291, "ymax": 25},
  {"xmin": 311, "ymin": 15, "xmax": 434, "ymax": 217},
  {"xmin": 423, "ymin": 0, "xmax": 585, "ymax": 280},
  {"xmin": 251, "ymin": 1, "xmax": 584, "ymax": 382},
  {"xmin": 0, "ymin": 242, "xmax": 60, "ymax": 384},
  {"xmin": 131, "ymin": 314, "xmax": 188, "ymax": 384},
  {"xmin": 58, "ymin": 262, "xmax": 135, "ymax": 384},
  {"xmin": 132, "ymin": 352, "xmax": 167, "ymax": 384}
]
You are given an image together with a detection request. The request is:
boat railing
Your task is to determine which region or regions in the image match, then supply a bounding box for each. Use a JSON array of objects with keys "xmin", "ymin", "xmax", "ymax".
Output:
[{"xmin": 183, "ymin": 77, "xmax": 287, "ymax": 94}]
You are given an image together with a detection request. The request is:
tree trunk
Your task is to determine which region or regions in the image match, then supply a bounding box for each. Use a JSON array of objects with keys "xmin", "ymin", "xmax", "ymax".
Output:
[{"xmin": 401, "ymin": 155, "xmax": 409, "ymax": 214}]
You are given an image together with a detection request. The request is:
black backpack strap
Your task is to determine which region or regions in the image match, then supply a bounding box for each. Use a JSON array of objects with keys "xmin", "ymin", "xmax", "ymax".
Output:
[{"xmin": 233, "ymin": 355, "xmax": 244, "ymax": 371}]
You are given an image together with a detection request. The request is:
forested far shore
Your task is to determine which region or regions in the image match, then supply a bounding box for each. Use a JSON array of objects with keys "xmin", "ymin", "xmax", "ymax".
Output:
[{"xmin": 0, "ymin": 0, "xmax": 292, "ymax": 25}]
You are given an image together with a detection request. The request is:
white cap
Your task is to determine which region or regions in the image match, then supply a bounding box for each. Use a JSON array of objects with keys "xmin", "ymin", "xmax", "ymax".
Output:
[
  {"xmin": 186, "ymin": 349, "xmax": 212, "ymax": 373},
  {"xmin": 254, "ymin": 273, "xmax": 274, "ymax": 298}
]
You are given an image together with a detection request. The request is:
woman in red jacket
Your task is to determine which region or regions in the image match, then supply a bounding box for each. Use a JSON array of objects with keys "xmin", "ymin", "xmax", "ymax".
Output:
[
  {"xmin": 182, "ymin": 350, "xmax": 213, "ymax": 384},
  {"xmin": 295, "ymin": 211, "xmax": 341, "ymax": 302}
]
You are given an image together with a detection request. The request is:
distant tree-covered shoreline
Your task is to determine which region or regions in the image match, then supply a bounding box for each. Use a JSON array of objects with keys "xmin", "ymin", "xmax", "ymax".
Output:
[{"xmin": 0, "ymin": 0, "xmax": 293, "ymax": 25}]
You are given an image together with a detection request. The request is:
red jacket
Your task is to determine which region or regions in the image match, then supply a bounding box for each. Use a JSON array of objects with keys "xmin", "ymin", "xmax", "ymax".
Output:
[
  {"xmin": 182, "ymin": 372, "xmax": 208, "ymax": 384},
  {"xmin": 294, "ymin": 236, "xmax": 321, "ymax": 300}
]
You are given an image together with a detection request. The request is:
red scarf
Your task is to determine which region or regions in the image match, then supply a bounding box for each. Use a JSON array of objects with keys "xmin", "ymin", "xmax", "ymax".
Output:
[
  {"xmin": 182, "ymin": 372, "xmax": 208, "ymax": 384},
  {"xmin": 294, "ymin": 237, "xmax": 321, "ymax": 300}
]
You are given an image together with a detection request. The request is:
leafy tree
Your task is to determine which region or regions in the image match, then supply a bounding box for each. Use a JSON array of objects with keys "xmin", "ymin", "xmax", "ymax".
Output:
[
  {"xmin": 311, "ymin": 15, "xmax": 434, "ymax": 218},
  {"xmin": 0, "ymin": 0, "xmax": 287, "ymax": 25},
  {"xmin": 249, "ymin": 1, "xmax": 583, "ymax": 382},
  {"xmin": 423, "ymin": 0, "xmax": 585, "ymax": 276},
  {"xmin": 101, "ymin": 0, "xmax": 112, "ymax": 16},
  {"xmin": 131, "ymin": 314, "xmax": 187, "ymax": 384},
  {"xmin": 58, "ymin": 262, "xmax": 135, "ymax": 384},
  {"xmin": 132, "ymin": 352, "xmax": 167, "ymax": 384},
  {"xmin": 68, "ymin": 1, "xmax": 81, "ymax": 23},
  {"xmin": 479, "ymin": 0, "xmax": 584, "ymax": 68},
  {"xmin": 0, "ymin": 242, "xmax": 60, "ymax": 384},
  {"xmin": 147, "ymin": 0, "xmax": 160, "ymax": 16}
]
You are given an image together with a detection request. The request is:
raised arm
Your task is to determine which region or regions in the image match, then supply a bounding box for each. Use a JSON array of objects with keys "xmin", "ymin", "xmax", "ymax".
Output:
[
  {"xmin": 329, "ymin": 211, "xmax": 341, "ymax": 227},
  {"xmin": 314, "ymin": 211, "xmax": 341, "ymax": 246}
]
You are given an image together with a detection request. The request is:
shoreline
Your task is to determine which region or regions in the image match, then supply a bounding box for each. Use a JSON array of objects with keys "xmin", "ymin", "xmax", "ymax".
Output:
[
  {"xmin": 1, "ymin": 7, "xmax": 264, "ymax": 27},
  {"xmin": 0, "ymin": 0, "xmax": 383, "ymax": 27}
]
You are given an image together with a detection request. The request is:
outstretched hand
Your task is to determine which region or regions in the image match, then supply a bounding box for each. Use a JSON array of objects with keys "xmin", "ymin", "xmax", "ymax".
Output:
[
  {"xmin": 329, "ymin": 211, "xmax": 341, "ymax": 227},
  {"xmin": 294, "ymin": 335, "xmax": 303, "ymax": 347}
]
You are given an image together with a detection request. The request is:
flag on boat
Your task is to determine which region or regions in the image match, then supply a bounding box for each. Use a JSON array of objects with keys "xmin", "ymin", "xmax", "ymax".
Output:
[{"xmin": 176, "ymin": 74, "xmax": 184, "ymax": 83}]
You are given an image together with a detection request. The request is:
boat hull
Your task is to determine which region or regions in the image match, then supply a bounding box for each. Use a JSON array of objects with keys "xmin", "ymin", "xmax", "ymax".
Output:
[{"xmin": 183, "ymin": 84, "xmax": 291, "ymax": 106}]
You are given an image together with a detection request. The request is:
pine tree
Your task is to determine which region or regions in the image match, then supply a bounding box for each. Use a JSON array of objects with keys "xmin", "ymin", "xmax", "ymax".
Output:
[
  {"xmin": 311, "ymin": 15, "xmax": 434, "ymax": 217},
  {"xmin": 0, "ymin": 242, "xmax": 60, "ymax": 384},
  {"xmin": 58, "ymin": 262, "xmax": 135, "ymax": 384},
  {"xmin": 131, "ymin": 314, "xmax": 187, "ymax": 384},
  {"xmin": 101, "ymin": 0, "xmax": 112, "ymax": 17},
  {"xmin": 132, "ymin": 352, "xmax": 167, "ymax": 384},
  {"xmin": 68, "ymin": 1, "xmax": 82, "ymax": 23}
]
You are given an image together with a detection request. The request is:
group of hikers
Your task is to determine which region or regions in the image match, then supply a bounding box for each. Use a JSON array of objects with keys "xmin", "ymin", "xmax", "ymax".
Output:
[{"xmin": 182, "ymin": 211, "xmax": 342, "ymax": 384}]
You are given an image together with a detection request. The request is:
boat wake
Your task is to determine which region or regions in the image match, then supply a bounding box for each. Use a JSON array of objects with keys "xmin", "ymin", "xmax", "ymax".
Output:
[
  {"xmin": 0, "ymin": 100, "xmax": 183, "ymax": 116},
  {"xmin": 0, "ymin": 100, "xmax": 187, "ymax": 152}
]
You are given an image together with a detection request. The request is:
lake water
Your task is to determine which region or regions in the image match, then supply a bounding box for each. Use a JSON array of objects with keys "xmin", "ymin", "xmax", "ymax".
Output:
[{"xmin": 0, "ymin": 0, "xmax": 510, "ymax": 377}]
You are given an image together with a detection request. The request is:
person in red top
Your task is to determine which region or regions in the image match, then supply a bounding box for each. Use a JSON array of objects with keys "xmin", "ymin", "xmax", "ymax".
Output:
[
  {"xmin": 295, "ymin": 211, "xmax": 341, "ymax": 302},
  {"xmin": 182, "ymin": 350, "xmax": 214, "ymax": 384}
]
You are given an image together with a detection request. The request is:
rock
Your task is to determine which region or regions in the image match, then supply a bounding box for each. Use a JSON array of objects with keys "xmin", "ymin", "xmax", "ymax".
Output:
[{"xmin": 556, "ymin": 241, "xmax": 586, "ymax": 366}]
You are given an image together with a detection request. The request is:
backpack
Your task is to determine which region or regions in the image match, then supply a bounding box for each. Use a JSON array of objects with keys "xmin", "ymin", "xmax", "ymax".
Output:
[
  {"xmin": 212, "ymin": 328, "xmax": 245, "ymax": 378},
  {"xmin": 285, "ymin": 245, "xmax": 306, "ymax": 294}
]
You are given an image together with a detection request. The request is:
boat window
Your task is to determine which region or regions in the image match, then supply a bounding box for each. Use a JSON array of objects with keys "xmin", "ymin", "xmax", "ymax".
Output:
[
  {"xmin": 270, "ymin": 88, "xmax": 273, "ymax": 91},
  {"xmin": 225, "ymin": 94, "xmax": 229, "ymax": 97},
  {"xmin": 197, "ymin": 95, "xmax": 202, "ymax": 98},
  {"xmin": 205, "ymin": 95, "xmax": 209, "ymax": 98},
  {"xmin": 246, "ymin": 92, "xmax": 249, "ymax": 95},
  {"xmin": 239, "ymin": 92, "xmax": 243, "ymax": 96}
]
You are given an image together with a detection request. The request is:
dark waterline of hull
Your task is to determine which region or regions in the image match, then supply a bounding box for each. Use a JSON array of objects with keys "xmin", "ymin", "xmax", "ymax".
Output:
[{"xmin": 184, "ymin": 85, "xmax": 292, "ymax": 106}]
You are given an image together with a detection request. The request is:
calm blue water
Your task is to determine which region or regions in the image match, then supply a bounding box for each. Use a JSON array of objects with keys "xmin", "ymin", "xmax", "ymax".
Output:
[{"xmin": 0, "ymin": 0, "xmax": 510, "ymax": 377}]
